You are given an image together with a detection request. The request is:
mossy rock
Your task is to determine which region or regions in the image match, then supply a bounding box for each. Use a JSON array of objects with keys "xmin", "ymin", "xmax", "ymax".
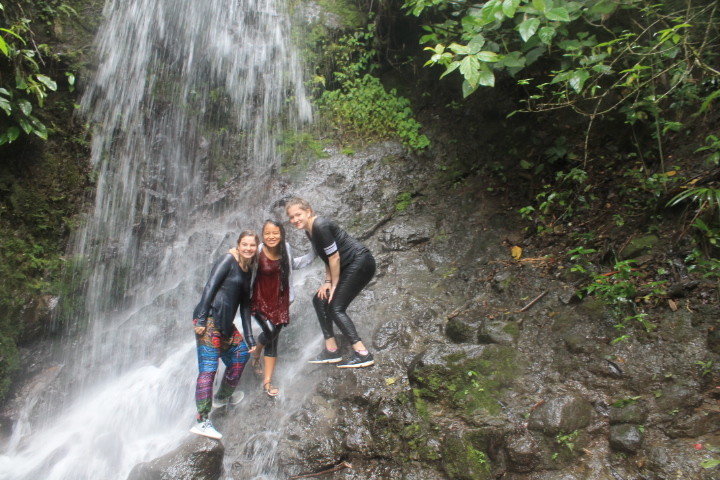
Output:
[
  {"xmin": 441, "ymin": 433, "xmax": 492, "ymax": 480},
  {"xmin": 409, "ymin": 344, "xmax": 521, "ymax": 419},
  {"xmin": 619, "ymin": 234, "xmax": 659, "ymax": 260}
]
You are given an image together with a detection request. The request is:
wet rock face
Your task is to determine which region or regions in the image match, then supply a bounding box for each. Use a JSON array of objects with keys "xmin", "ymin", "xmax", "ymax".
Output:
[
  {"xmin": 528, "ymin": 395, "xmax": 594, "ymax": 435},
  {"xmin": 51, "ymin": 139, "xmax": 720, "ymax": 479},
  {"xmin": 609, "ymin": 424, "xmax": 643, "ymax": 453},
  {"xmin": 504, "ymin": 432, "xmax": 542, "ymax": 472},
  {"xmin": 127, "ymin": 437, "xmax": 224, "ymax": 480}
]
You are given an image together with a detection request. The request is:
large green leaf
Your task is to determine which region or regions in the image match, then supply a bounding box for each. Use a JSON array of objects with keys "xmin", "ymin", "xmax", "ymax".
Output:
[
  {"xmin": 545, "ymin": 7, "xmax": 570, "ymax": 22},
  {"xmin": 477, "ymin": 65, "xmax": 495, "ymax": 87},
  {"xmin": 460, "ymin": 55, "xmax": 481, "ymax": 87},
  {"xmin": 0, "ymin": 36, "xmax": 7, "ymax": 56},
  {"xmin": 462, "ymin": 79, "xmax": 478, "ymax": 98},
  {"xmin": 538, "ymin": 26, "xmax": 556, "ymax": 45},
  {"xmin": 569, "ymin": 69, "xmax": 590, "ymax": 93},
  {"xmin": 466, "ymin": 34, "xmax": 486, "ymax": 54},
  {"xmin": 31, "ymin": 117, "xmax": 48, "ymax": 140},
  {"xmin": 0, "ymin": 127, "xmax": 20, "ymax": 145},
  {"xmin": 518, "ymin": 18, "xmax": 541, "ymax": 42},
  {"xmin": 476, "ymin": 51, "xmax": 500, "ymax": 62},
  {"xmin": 17, "ymin": 98, "xmax": 32, "ymax": 116},
  {"xmin": 18, "ymin": 117, "xmax": 32, "ymax": 134},
  {"xmin": 532, "ymin": 0, "xmax": 546, "ymax": 12},
  {"xmin": 35, "ymin": 74, "xmax": 57, "ymax": 91},
  {"xmin": 449, "ymin": 42, "xmax": 469, "ymax": 55},
  {"xmin": 0, "ymin": 97, "xmax": 10, "ymax": 116},
  {"xmin": 502, "ymin": 0, "xmax": 520, "ymax": 18},
  {"xmin": 440, "ymin": 61, "xmax": 461, "ymax": 79}
]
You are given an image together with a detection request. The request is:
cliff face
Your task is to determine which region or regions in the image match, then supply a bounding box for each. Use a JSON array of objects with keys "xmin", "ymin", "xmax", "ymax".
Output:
[
  {"xmin": 115, "ymin": 138, "xmax": 719, "ymax": 479},
  {"xmin": 261, "ymin": 142, "xmax": 720, "ymax": 480}
]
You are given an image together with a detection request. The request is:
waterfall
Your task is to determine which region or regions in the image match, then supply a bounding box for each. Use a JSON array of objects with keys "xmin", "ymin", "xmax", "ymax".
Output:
[{"xmin": 0, "ymin": 0, "xmax": 314, "ymax": 478}]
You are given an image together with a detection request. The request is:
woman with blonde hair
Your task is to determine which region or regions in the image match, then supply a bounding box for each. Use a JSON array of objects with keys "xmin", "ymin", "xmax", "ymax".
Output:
[{"xmin": 286, "ymin": 198, "xmax": 376, "ymax": 368}]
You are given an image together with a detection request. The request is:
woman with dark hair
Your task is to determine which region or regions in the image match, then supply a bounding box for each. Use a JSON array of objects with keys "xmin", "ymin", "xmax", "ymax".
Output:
[
  {"xmin": 286, "ymin": 198, "xmax": 376, "ymax": 369},
  {"xmin": 250, "ymin": 219, "xmax": 313, "ymax": 396},
  {"xmin": 190, "ymin": 231, "xmax": 258, "ymax": 439}
]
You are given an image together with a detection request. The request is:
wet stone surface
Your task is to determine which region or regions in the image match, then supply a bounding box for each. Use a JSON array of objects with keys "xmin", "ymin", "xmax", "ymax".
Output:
[{"xmin": 15, "ymin": 140, "xmax": 719, "ymax": 479}]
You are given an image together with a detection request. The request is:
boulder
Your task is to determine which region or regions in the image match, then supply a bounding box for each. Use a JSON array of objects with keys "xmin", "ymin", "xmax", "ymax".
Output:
[
  {"xmin": 528, "ymin": 394, "xmax": 593, "ymax": 435},
  {"xmin": 127, "ymin": 436, "xmax": 224, "ymax": 480}
]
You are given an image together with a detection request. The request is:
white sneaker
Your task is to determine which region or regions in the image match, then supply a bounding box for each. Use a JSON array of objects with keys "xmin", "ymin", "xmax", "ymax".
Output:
[
  {"xmin": 212, "ymin": 391, "xmax": 245, "ymax": 409},
  {"xmin": 190, "ymin": 419, "xmax": 222, "ymax": 439}
]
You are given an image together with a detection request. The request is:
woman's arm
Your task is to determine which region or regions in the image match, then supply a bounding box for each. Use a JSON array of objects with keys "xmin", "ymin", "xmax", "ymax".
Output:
[
  {"xmin": 239, "ymin": 275, "xmax": 255, "ymax": 348},
  {"xmin": 192, "ymin": 254, "xmax": 232, "ymax": 328},
  {"xmin": 327, "ymin": 252, "xmax": 341, "ymax": 302}
]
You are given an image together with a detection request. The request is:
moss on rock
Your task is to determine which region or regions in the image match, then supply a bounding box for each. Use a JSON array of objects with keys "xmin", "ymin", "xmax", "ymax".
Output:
[{"xmin": 441, "ymin": 434, "xmax": 492, "ymax": 480}]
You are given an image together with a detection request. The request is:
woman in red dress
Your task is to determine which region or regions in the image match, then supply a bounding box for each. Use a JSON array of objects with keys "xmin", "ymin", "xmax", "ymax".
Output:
[{"xmin": 250, "ymin": 219, "xmax": 312, "ymax": 396}]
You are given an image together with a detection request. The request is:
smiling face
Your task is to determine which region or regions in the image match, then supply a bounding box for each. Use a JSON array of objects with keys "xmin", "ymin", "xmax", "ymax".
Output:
[
  {"xmin": 236, "ymin": 234, "xmax": 258, "ymax": 261},
  {"xmin": 287, "ymin": 204, "xmax": 313, "ymax": 231},
  {"xmin": 262, "ymin": 222, "xmax": 282, "ymax": 249}
]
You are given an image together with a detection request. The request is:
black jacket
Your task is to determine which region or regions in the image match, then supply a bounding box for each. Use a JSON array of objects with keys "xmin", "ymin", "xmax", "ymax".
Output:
[{"xmin": 193, "ymin": 253, "xmax": 254, "ymax": 345}]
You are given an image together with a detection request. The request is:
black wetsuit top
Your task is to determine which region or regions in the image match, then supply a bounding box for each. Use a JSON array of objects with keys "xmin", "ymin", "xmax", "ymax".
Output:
[
  {"xmin": 307, "ymin": 216, "xmax": 370, "ymax": 268},
  {"xmin": 193, "ymin": 253, "xmax": 254, "ymax": 345}
]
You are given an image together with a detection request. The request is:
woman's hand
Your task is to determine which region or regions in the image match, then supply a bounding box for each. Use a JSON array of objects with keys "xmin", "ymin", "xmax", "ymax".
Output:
[
  {"xmin": 248, "ymin": 345, "xmax": 257, "ymax": 353},
  {"xmin": 194, "ymin": 325, "xmax": 206, "ymax": 336},
  {"xmin": 317, "ymin": 282, "xmax": 331, "ymax": 300}
]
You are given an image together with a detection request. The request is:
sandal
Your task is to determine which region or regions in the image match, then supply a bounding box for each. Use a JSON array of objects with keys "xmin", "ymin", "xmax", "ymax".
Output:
[
  {"xmin": 263, "ymin": 382, "xmax": 279, "ymax": 397},
  {"xmin": 251, "ymin": 356, "xmax": 263, "ymax": 376}
]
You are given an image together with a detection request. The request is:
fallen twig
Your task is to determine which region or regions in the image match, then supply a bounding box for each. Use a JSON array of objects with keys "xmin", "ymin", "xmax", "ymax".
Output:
[
  {"xmin": 288, "ymin": 461, "xmax": 353, "ymax": 479},
  {"xmin": 516, "ymin": 290, "xmax": 548, "ymax": 313}
]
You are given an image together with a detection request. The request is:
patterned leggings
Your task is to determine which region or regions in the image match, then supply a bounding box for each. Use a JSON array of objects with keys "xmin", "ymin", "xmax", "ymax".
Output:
[{"xmin": 195, "ymin": 318, "xmax": 249, "ymax": 420}]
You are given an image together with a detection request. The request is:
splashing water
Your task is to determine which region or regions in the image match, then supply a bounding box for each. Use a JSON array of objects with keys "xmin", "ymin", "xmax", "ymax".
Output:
[{"xmin": 0, "ymin": 0, "xmax": 315, "ymax": 478}]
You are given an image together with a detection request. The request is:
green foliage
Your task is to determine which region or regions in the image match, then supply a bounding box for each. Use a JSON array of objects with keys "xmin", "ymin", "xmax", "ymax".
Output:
[
  {"xmin": 694, "ymin": 135, "xmax": 720, "ymax": 166},
  {"xmin": 395, "ymin": 191, "xmax": 413, "ymax": 212},
  {"xmin": 408, "ymin": 0, "xmax": 719, "ymax": 112},
  {"xmin": 0, "ymin": 3, "xmax": 67, "ymax": 144},
  {"xmin": 279, "ymin": 130, "xmax": 329, "ymax": 174},
  {"xmin": 611, "ymin": 395, "xmax": 642, "ymax": 408},
  {"xmin": 0, "ymin": 1, "xmax": 92, "ymax": 401},
  {"xmin": 555, "ymin": 430, "xmax": 579, "ymax": 453},
  {"xmin": 318, "ymin": 74, "xmax": 430, "ymax": 150},
  {"xmin": 569, "ymin": 249, "xmax": 668, "ymax": 342},
  {"xmin": 519, "ymin": 167, "xmax": 591, "ymax": 233},
  {"xmin": 313, "ymin": 24, "xmax": 430, "ymax": 151}
]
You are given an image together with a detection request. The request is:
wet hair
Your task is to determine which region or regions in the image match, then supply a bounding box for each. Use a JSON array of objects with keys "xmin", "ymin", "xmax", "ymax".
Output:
[
  {"xmin": 285, "ymin": 197, "xmax": 313, "ymax": 214},
  {"xmin": 262, "ymin": 219, "xmax": 290, "ymax": 293},
  {"xmin": 236, "ymin": 230, "xmax": 259, "ymax": 273}
]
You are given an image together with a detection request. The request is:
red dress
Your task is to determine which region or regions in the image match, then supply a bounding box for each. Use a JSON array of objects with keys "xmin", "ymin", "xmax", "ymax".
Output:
[{"xmin": 252, "ymin": 250, "xmax": 290, "ymax": 325}]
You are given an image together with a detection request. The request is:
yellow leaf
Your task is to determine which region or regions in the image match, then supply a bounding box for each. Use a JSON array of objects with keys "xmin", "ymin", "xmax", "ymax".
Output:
[
  {"xmin": 665, "ymin": 170, "xmax": 677, "ymax": 177},
  {"xmin": 385, "ymin": 377, "xmax": 397, "ymax": 386},
  {"xmin": 511, "ymin": 246, "xmax": 522, "ymax": 260}
]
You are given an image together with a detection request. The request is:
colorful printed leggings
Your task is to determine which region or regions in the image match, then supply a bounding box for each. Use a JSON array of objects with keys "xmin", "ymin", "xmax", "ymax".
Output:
[{"xmin": 195, "ymin": 319, "xmax": 249, "ymax": 420}]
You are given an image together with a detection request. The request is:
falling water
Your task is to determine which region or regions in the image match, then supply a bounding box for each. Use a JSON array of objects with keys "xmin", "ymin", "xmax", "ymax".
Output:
[{"xmin": 0, "ymin": 0, "xmax": 314, "ymax": 478}]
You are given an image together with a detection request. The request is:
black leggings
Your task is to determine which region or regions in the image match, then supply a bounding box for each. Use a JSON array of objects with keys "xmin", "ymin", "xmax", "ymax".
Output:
[
  {"xmin": 312, "ymin": 251, "xmax": 376, "ymax": 345},
  {"xmin": 255, "ymin": 312, "xmax": 284, "ymax": 357}
]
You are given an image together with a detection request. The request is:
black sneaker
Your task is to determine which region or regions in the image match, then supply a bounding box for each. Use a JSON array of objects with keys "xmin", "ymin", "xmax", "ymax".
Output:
[
  {"xmin": 337, "ymin": 352, "xmax": 375, "ymax": 368},
  {"xmin": 308, "ymin": 348, "xmax": 343, "ymax": 364}
]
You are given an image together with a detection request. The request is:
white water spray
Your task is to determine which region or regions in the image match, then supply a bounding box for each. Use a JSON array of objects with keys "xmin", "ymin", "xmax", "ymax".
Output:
[{"xmin": 0, "ymin": 0, "xmax": 312, "ymax": 478}]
